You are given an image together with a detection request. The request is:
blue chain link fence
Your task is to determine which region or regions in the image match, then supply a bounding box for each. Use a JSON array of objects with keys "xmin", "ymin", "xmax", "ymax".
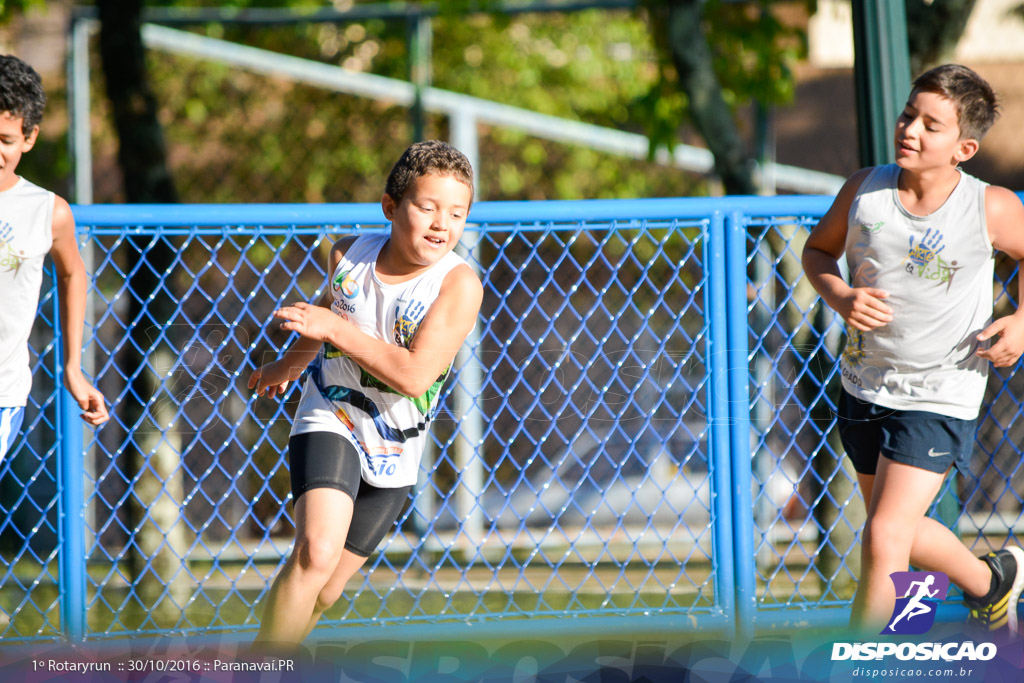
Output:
[{"xmin": 1, "ymin": 196, "xmax": 1021, "ymax": 642}]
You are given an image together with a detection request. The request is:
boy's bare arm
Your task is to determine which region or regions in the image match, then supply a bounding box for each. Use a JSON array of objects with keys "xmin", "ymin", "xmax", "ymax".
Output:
[
  {"xmin": 248, "ymin": 292, "xmax": 330, "ymax": 398},
  {"xmin": 50, "ymin": 197, "xmax": 108, "ymax": 425},
  {"xmin": 977, "ymin": 186, "xmax": 1024, "ymax": 367},
  {"xmin": 802, "ymin": 168, "xmax": 893, "ymax": 331},
  {"xmin": 249, "ymin": 237, "xmax": 353, "ymax": 397},
  {"xmin": 274, "ymin": 264, "xmax": 483, "ymax": 398}
]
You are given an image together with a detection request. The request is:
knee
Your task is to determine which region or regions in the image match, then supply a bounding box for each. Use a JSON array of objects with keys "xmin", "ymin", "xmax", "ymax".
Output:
[
  {"xmin": 293, "ymin": 535, "xmax": 343, "ymax": 576},
  {"xmin": 864, "ymin": 514, "xmax": 912, "ymax": 558},
  {"xmin": 314, "ymin": 585, "xmax": 345, "ymax": 613}
]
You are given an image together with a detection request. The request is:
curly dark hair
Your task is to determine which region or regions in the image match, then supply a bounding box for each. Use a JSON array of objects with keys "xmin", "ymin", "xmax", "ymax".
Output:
[
  {"xmin": 384, "ymin": 140, "xmax": 474, "ymax": 204},
  {"xmin": 0, "ymin": 54, "xmax": 45, "ymax": 134},
  {"xmin": 912, "ymin": 64, "xmax": 999, "ymax": 141}
]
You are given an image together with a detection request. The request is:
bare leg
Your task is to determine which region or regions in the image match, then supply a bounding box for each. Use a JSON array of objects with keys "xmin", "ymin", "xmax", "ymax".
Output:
[
  {"xmin": 851, "ymin": 459, "xmax": 946, "ymax": 630},
  {"xmin": 300, "ymin": 549, "xmax": 370, "ymax": 641},
  {"xmin": 255, "ymin": 489, "xmax": 354, "ymax": 644},
  {"xmin": 857, "ymin": 469, "xmax": 991, "ymax": 600}
]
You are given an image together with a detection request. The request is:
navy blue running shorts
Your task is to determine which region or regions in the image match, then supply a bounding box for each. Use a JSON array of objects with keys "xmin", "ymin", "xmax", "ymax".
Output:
[
  {"xmin": 288, "ymin": 431, "xmax": 412, "ymax": 557},
  {"xmin": 836, "ymin": 389, "xmax": 976, "ymax": 476}
]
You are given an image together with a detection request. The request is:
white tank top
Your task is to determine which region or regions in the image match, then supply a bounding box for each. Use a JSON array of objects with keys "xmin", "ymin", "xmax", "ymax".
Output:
[
  {"xmin": 0, "ymin": 178, "xmax": 55, "ymax": 407},
  {"xmin": 290, "ymin": 233, "xmax": 468, "ymax": 487},
  {"xmin": 841, "ymin": 164, "xmax": 993, "ymax": 419}
]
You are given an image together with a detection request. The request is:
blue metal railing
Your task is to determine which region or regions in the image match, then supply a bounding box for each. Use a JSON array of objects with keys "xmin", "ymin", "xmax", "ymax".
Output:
[{"xmin": 3, "ymin": 195, "xmax": 1020, "ymax": 643}]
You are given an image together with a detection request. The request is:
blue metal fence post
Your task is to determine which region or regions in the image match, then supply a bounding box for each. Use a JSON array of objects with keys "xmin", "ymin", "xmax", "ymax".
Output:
[
  {"xmin": 725, "ymin": 212, "xmax": 756, "ymax": 637},
  {"xmin": 706, "ymin": 211, "xmax": 736, "ymax": 633},
  {"xmin": 55, "ymin": 292, "xmax": 87, "ymax": 642}
]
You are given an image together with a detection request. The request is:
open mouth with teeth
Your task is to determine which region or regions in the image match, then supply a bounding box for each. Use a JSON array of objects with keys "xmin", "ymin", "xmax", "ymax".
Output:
[{"xmin": 425, "ymin": 236, "xmax": 445, "ymax": 245}]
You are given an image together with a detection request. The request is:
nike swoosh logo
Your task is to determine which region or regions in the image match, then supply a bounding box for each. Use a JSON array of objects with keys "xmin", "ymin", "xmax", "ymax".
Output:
[{"xmin": 928, "ymin": 448, "xmax": 950, "ymax": 457}]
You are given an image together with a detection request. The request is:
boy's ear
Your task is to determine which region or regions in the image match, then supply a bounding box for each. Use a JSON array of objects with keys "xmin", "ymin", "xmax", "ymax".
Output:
[
  {"xmin": 381, "ymin": 193, "xmax": 396, "ymax": 220},
  {"xmin": 22, "ymin": 125, "xmax": 39, "ymax": 151},
  {"xmin": 954, "ymin": 137, "xmax": 979, "ymax": 163}
]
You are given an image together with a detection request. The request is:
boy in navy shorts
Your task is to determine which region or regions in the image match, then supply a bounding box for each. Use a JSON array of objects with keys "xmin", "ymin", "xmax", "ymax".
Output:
[
  {"xmin": 803, "ymin": 64, "xmax": 1024, "ymax": 632},
  {"xmin": 248, "ymin": 140, "xmax": 482, "ymax": 644}
]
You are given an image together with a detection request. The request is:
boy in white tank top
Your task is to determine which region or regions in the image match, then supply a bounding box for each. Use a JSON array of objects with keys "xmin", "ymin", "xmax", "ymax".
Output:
[
  {"xmin": 803, "ymin": 65, "xmax": 1024, "ymax": 634},
  {"xmin": 248, "ymin": 141, "xmax": 482, "ymax": 644},
  {"xmin": 0, "ymin": 55, "xmax": 107, "ymax": 462}
]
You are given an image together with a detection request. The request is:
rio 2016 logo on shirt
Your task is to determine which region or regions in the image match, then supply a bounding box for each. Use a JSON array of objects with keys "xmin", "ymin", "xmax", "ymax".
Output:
[
  {"xmin": 332, "ymin": 270, "xmax": 360, "ymax": 299},
  {"xmin": 884, "ymin": 571, "xmax": 949, "ymax": 635}
]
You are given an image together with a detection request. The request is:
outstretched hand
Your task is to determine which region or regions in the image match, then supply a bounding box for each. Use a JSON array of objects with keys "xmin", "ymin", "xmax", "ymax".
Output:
[
  {"xmin": 248, "ymin": 359, "xmax": 299, "ymax": 399},
  {"xmin": 976, "ymin": 314, "xmax": 1024, "ymax": 367},
  {"xmin": 274, "ymin": 302, "xmax": 340, "ymax": 343}
]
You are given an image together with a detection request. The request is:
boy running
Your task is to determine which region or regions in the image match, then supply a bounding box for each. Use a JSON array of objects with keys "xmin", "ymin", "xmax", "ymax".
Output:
[
  {"xmin": 802, "ymin": 64, "xmax": 1024, "ymax": 633},
  {"xmin": 0, "ymin": 54, "xmax": 107, "ymax": 460},
  {"xmin": 248, "ymin": 140, "xmax": 482, "ymax": 644}
]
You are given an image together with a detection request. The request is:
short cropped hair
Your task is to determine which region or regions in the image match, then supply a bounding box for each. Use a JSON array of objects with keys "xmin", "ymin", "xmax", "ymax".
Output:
[
  {"xmin": 0, "ymin": 55, "xmax": 45, "ymax": 134},
  {"xmin": 385, "ymin": 140, "xmax": 474, "ymax": 204},
  {"xmin": 912, "ymin": 64, "xmax": 998, "ymax": 141}
]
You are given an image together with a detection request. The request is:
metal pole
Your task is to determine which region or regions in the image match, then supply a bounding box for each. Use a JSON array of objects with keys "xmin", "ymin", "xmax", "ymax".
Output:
[
  {"xmin": 725, "ymin": 212, "xmax": 756, "ymax": 638},
  {"xmin": 407, "ymin": 14, "xmax": 432, "ymax": 142},
  {"xmin": 707, "ymin": 211, "xmax": 737, "ymax": 637},
  {"xmin": 450, "ymin": 109, "xmax": 485, "ymax": 550},
  {"xmin": 55, "ymin": 289, "xmax": 87, "ymax": 642},
  {"xmin": 67, "ymin": 15, "xmax": 98, "ymax": 555},
  {"xmin": 752, "ymin": 241, "xmax": 775, "ymax": 571},
  {"xmin": 752, "ymin": 103, "xmax": 775, "ymax": 570},
  {"xmin": 851, "ymin": 0, "xmax": 911, "ymax": 167},
  {"xmin": 755, "ymin": 102, "xmax": 776, "ymax": 196},
  {"xmin": 69, "ymin": 17, "xmax": 94, "ymax": 206}
]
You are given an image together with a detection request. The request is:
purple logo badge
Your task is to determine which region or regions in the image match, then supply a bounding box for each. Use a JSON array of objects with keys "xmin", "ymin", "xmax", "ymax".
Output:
[{"xmin": 884, "ymin": 571, "xmax": 949, "ymax": 635}]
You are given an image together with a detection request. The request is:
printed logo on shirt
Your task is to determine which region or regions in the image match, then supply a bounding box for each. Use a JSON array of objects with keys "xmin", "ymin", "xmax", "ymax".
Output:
[
  {"xmin": 929, "ymin": 255, "xmax": 964, "ymax": 293},
  {"xmin": 365, "ymin": 451, "xmax": 402, "ymax": 478},
  {"xmin": 906, "ymin": 228, "xmax": 945, "ymax": 268},
  {"xmin": 332, "ymin": 269, "xmax": 360, "ymax": 299},
  {"xmin": 903, "ymin": 229, "xmax": 964, "ymax": 292},
  {"xmin": 904, "ymin": 253, "xmax": 964, "ymax": 292},
  {"xmin": 843, "ymin": 328, "xmax": 866, "ymax": 367},
  {"xmin": 0, "ymin": 245, "xmax": 25, "ymax": 276},
  {"xmin": 860, "ymin": 221, "xmax": 884, "ymax": 234},
  {"xmin": 394, "ymin": 299, "xmax": 428, "ymax": 347},
  {"xmin": 0, "ymin": 221, "xmax": 25, "ymax": 276}
]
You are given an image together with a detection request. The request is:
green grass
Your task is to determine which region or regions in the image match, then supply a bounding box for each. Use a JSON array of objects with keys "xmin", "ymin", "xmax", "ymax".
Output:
[{"xmin": 3, "ymin": 537, "xmax": 899, "ymax": 641}]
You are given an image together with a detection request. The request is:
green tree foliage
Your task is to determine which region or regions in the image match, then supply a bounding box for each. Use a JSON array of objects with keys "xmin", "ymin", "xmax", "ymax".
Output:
[
  {"xmin": 905, "ymin": 0, "xmax": 978, "ymax": 76},
  {"xmin": 88, "ymin": 3, "xmax": 710, "ymax": 203},
  {"xmin": 0, "ymin": 0, "xmax": 41, "ymax": 23},
  {"xmin": 643, "ymin": 0, "xmax": 808, "ymax": 146},
  {"xmin": 642, "ymin": 0, "xmax": 810, "ymax": 194}
]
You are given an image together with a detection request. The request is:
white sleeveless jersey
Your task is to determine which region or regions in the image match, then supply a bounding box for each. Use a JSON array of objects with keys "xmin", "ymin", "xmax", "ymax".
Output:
[
  {"xmin": 290, "ymin": 233, "xmax": 468, "ymax": 487},
  {"xmin": 841, "ymin": 164, "xmax": 993, "ymax": 419},
  {"xmin": 0, "ymin": 178, "xmax": 55, "ymax": 407}
]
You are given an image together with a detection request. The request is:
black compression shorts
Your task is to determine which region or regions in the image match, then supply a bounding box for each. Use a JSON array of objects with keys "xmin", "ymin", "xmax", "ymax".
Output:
[{"xmin": 288, "ymin": 431, "xmax": 412, "ymax": 557}]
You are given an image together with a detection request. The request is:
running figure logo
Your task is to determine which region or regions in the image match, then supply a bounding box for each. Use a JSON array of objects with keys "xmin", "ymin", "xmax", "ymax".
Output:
[{"xmin": 884, "ymin": 571, "xmax": 950, "ymax": 635}]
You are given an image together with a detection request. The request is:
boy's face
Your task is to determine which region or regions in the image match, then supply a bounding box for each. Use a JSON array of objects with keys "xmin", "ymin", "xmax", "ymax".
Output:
[
  {"xmin": 382, "ymin": 172, "xmax": 472, "ymax": 269},
  {"xmin": 0, "ymin": 112, "xmax": 37, "ymax": 192},
  {"xmin": 894, "ymin": 90, "xmax": 978, "ymax": 172}
]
